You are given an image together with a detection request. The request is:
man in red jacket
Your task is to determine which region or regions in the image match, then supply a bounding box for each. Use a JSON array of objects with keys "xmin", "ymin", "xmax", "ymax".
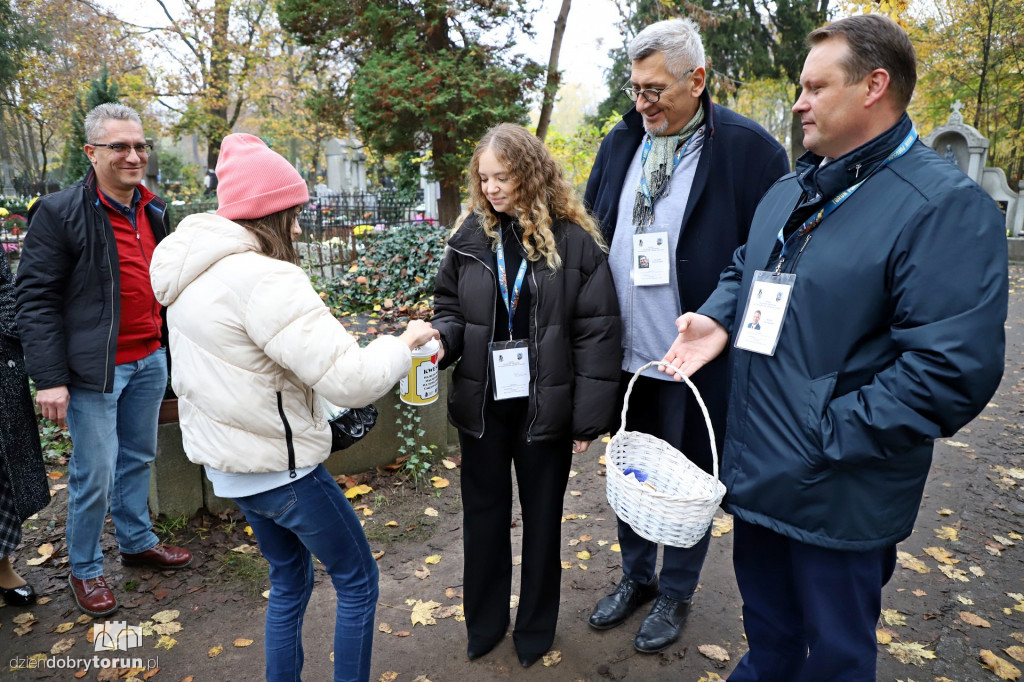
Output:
[{"xmin": 16, "ymin": 103, "xmax": 191, "ymax": 617}]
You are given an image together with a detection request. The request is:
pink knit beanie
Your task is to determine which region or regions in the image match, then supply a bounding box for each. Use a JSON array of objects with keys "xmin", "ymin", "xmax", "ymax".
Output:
[{"xmin": 215, "ymin": 133, "xmax": 309, "ymax": 220}]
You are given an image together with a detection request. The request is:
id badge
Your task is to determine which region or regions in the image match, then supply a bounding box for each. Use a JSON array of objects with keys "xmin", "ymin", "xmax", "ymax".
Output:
[
  {"xmin": 632, "ymin": 232, "xmax": 670, "ymax": 286},
  {"xmin": 734, "ymin": 270, "xmax": 795, "ymax": 356},
  {"xmin": 489, "ymin": 339, "xmax": 530, "ymax": 400}
]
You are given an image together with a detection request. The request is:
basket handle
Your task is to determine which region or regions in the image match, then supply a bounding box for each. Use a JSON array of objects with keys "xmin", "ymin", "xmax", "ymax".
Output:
[{"xmin": 614, "ymin": 361, "xmax": 720, "ymax": 481}]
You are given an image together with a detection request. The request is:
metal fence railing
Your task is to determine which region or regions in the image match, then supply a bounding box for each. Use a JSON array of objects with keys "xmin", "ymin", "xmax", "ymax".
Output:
[{"xmin": 168, "ymin": 191, "xmax": 434, "ymax": 281}]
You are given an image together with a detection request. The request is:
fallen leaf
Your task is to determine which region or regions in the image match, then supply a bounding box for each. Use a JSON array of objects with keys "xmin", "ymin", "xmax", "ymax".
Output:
[
  {"xmin": 980, "ymin": 649, "xmax": 1022, "ymax": 680},
  {"xmin": 385, "ymin": 521, "xmax": 398, "ymax": 527},
  {"xmin": 231, "ymin": 544, "xmax": 259, "ymax": 555},
  {"xmin": 912, "ymin": 589, "xmax": 927, "ymax": 597},
  {"xmin": 1007, "ymin": 646, "xmax": 1024, "ymax": 663},
  {"xmin": 13, "ymin": 623, "xmax": 33, "ymax": 636},
  {"xmin": 960, "ymin": 611, "xmax": 991, "ymax": 627},
  {"xmin": 47, "ymin": 470, "xmax": 63, "ymax": 479},
  {"xmin": 971, "ymin": 566, "xmax": 986, "ymax": 577},
  {"xmin": 598, "ymin": 455, "xmax": 606, "ymax": 465},
  {"xmin": 597, "ymin": 540, "xmax": 609, "ymax": 546},
  {"xmin": 142, "ymin": 668, "xmax": 160, "ymax": 680},
  {"xmin": 560, "ymin": 561, "xmax": 572, "ymax": 569},
  {"xmin": 568, "ymin": 538, "xmax": 580, "ymax": 546},
  {"xmin": 424, "ymin": 555, "xmax": 441, "ymax": 565},
  {"xmin": 711, "ymin": 515, "xmax": 734, "ymax": 537},
  {"xmin": 414, "ymin": 566, "xmax": 430, "ymax": 580},
  {"xmin": 411, "ymin": 676, "xmax": 432, "ymax": 682},
  {"xmin": 542, "ymin": 650, "xmax": 562, "ymax": 667},
  {"xmin": 262, "ymin": 590, "xmax": 271, "ymax": 599},
  {"xmin": 445, "ymin": 587, "xmax": 461, "ymax": 599},
  {"xmin": 881, "ymin": 609, "xmax": 907, "ymax": 627},
  {"xmin": 54, "ymin": 622, "xmax": 75, "ymax": 633},
  {"xmin": 876, "ymin": 629, "xmax": 893, "ymax": 644},
  {"xmin": 151, "ymin": 609, "xmax": 180, "ymax": 624},
  {"xmin": 153, "ymin": 622, "xmax": 182, "ymax": 636},
  {"xmin": 362, "ymin": 508, "xmax": 374, "ymax": 517},
  {"xmin": 578, "ymin": 563, "xmax": 588, "ymax": 570},
  {"xmin": 76, "ymin": 614, "xmax": 93, "ymax": 625},
  {"xmin": 154, "ymin": 635, "xmax": 177, "ymax": 650},
  {"xmin": 957, "ymin": 595, "xmax": 975, "ymax": 605},
  {"xmin": 378, "ymin": 622, "xmax": 393, "ymax": 634},
  {"xmin": 345, "ymin": 484, "xmax": 373, "ymax": 499},
  {"xmin": 937, "ymin": 508, "xmax": 955, "ymax": 516},
  {"xmin": 887, "ymin": 641, "xmax": 936, "ymax": 665},
  {"xmin": 610, "ymin": 543, "xmax": 621, "ymax": 552},
  {"xmin": 392, "ymin": 631, "xmax": 411, "ymax": 637},
  {"xmin": 570, "ymin": 490, "xmax": 582, "ymax": 497},
  {"xmin": 233, "ymin": 638, "xmax": 254, "ymax": 647},
  {"xmin": 244, "ymin": 525, "xmax": 253, "ymax": 536},
  {"xmin": 424, "ymin": 507, "xmax": 439, "ymax": 517},
  {"xmin": 944, "ymin": 440, "xmax": 970, "ymax": 448},
  {"xmin": 208, "ymin": 645, "xmax": 224, "ymax": 657},
  {"xmin": 441, "ymin": 458, "xmax": 457, "ymax": 469},
  {"xmin": 430, "ymin": 476, "xmax": 450, "ymax": 489},
  {"xmin": 568, "ymin": 470, "xmax": 579, "ymax": 478},
  {"xmin": 923, "ymin": 546, "xmax": 958, "ymax": 565},
  {"xmin": 938, "ymin": 564, "xmax": 970, "ymax": 582},
  {"xmin": 409, "ymin": 599, "xmax": 441, "ymax": 626},
  {"xmin": 579, "ymin": 534, "xmax": 592, "ymax": 542},
  {"xmin": 51, "ymin": 637, "xmax": 75, "ymax": 655},
  {"xmin": 26, "ymin": 542, "xmax": 55, "ymax": 566},
  {"xmin": 380, "ymin": 672, "xmax": 399, "ymax": 682},
  {"xmin": 697, "ymin": 674, "xmax": 724, "ymax": 682},
  {"xmin": 935, "ymin": 526, "xmax": 959, "ymax": 541},
  {"xmin": 698, "ymin": 644, "xmax": 730, "ymax": 662},
  {"xmin": 12, "ymin": 612, "xmax": 36, "ymax": 625},
  {"xmin": 995, "ymin": 534, "xmax": 1017, "ymax": 547},
  {"xmin": 435, "ymin": 605, "xmax": 460, "ymax": 619},
  {"xmin": 576, "ymin": 550, "xmax": 591, "ymax": 560}
]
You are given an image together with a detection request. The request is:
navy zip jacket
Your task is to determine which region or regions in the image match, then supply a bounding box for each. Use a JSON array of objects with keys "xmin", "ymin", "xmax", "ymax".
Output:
[
  {"xmin": 15, "ymin": 172, "xmax": 170, "ymax": 392},
  {"xmin": 699, "ymin": 114, "xmax": 1008, "ymax": 550},
  {"xmin": 584, "ymin": 90, "xmax": 788, "ymax": 457}
]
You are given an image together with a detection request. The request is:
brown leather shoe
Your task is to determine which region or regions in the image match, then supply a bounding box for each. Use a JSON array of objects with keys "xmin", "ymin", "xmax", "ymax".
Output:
[
  {"xmin": 120, "ymin": 543, "xmax": 192, "ymax": 570},
  {"xmin": 69, "ymin": 574, "xmax": 118, "ymax": 617}
]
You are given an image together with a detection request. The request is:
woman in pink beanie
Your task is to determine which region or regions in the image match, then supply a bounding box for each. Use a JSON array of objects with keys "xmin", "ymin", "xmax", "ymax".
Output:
[{"xmin": 151, "ymin": 133, "xmax": 437, "ymax": 682}]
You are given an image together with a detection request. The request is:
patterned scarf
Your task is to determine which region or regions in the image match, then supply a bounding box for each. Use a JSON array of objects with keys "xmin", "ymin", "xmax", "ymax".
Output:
[{"xmin": 632, "ymin": 103, "xmax": 705, "ymax": 230}]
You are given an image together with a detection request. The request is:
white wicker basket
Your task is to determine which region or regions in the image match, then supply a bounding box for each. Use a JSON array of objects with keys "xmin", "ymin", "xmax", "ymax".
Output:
[{"xmin": 605, "ymin": 361, "xmax": 726, "ymax": 548}]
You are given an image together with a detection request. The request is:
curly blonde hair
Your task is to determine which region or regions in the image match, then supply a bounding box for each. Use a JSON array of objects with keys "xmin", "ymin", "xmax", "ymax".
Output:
[{"xmin": 455, "ymin": 123, "xmax": 604, "ymax": 270}]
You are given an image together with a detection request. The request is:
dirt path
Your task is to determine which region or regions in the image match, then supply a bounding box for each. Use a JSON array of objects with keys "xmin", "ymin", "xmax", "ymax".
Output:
[{"xmin": 4, "ymin": 266, "xmax": 1024, "ymax": 681}]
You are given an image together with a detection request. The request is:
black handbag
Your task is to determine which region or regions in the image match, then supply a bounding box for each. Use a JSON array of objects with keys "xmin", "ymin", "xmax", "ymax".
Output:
[{"xmin": 329, "ymin": 404, "xmax": 379, "ymax": 452}]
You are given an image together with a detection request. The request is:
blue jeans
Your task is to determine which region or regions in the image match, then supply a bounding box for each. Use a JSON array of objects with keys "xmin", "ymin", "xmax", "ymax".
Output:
[
  {"xmin": 65, "ymin": 347, "xmax": 166, "ymax": 579},
  {"xmin": 234, "ymin": 465, "xmax": 379, "ymax": 682}
]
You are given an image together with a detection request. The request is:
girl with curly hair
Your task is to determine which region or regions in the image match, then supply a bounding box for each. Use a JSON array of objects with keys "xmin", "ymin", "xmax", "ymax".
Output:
[{"xmin": 432, "ymin": 123, "xmax": 622, "ymax": 667}]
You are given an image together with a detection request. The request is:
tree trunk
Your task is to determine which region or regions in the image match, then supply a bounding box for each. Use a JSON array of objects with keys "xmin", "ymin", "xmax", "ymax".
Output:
[
  {"xmin": 973, "ymin": 0, "xmax": 997, "ymax": 130},
  {"xmin": 535, "ymin": 0, "xmax": 572, "ymax": 142},
  {"xmin": 205, "ymin": 0, "xmax": 232, "ymax": 169},
  {"xmin": 789, "ymin": 95, "xmax": 804, "ymax": 169},
  {"xmin": 437, "ymin": 178, "xmax": 461, "ymax": 229}
]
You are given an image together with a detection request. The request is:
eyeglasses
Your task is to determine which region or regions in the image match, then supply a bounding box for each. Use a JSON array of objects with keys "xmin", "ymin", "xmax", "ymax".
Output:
[
  {"xmin": 88, "ymin": 142, "xmax": 153, "ymax": 156},
  {"xmin": 621, "ymin": 69, "xmax": 695, "ymax": 103}
]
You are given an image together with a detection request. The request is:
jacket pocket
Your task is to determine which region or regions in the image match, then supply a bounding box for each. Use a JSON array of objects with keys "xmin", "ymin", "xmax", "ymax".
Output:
[{"xmin": 805, "ymin": 372, "xmax": 838, "ymax": 454}]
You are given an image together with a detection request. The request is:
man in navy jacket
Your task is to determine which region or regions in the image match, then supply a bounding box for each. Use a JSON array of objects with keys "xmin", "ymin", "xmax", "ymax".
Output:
[
  {"xmin": 583, "ymin": 18, "xmax": 787, "ymax": 653},
  {"xmin": 664, "ymin": 15, "xmax": 1007, "ymax": 680}
]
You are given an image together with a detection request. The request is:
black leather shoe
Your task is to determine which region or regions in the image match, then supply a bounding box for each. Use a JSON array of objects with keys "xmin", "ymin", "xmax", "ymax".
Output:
[
  {"xmin": 517, "ymin": 651, "xmax": 544, "ymax": 668},
  {"xmin": 0, "ymin": 582, "xmax": 37, "ymax": 607},
  {"xmin": 633, "ymin": 595, "xmax": 691, "ymax": 653},
  {"xmin": 588, "ymin": 576, "xmax": 659, "ymax": 630}
]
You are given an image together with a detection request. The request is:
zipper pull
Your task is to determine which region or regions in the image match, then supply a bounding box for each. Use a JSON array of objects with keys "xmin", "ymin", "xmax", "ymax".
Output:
[{"xmin": 854, "ymin": 163, "xmax": 862, "ymax": 179}]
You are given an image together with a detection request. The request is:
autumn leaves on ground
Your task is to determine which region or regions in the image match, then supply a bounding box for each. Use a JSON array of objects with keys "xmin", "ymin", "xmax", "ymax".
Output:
[{"xmin": 4, "ymin": 268, "xmax": 1024, "ymax": 681}]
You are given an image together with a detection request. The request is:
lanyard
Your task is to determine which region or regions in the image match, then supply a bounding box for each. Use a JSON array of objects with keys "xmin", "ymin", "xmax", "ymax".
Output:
[
  {"xmin": 636, "ymin": 131, "xmax": 698, "ymax": 231},
  {"xmin": 775, "ymin": 127, "xmax": 918, "ymax": 273},
  {"xmin": 495, "ymin": 235, "xmax": 528, "ymax": 340}
]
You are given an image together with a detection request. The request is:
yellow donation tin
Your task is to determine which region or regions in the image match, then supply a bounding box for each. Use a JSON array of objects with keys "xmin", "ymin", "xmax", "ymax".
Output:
[{"xmin": 399, "ymin": 338, "xmax": 440, "ymax": 405}]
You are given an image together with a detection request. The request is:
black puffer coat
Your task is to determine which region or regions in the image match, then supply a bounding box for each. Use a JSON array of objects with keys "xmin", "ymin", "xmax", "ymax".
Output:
[{"xmin": 432, "ymin": 214, "xmax": 622, "ymax": 442}]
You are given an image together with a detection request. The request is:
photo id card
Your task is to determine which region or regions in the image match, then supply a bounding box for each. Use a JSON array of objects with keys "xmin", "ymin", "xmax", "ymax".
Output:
[
  {"xmin": 633, "ymin": 232, "xmax": 670, "ymax": 286},
  {"xmin": 734, "ymin": 270, "xmax": 795, "ymax": 356},
  {"xmin": 489, "ymin": 339, "xmax": 530, "ymax": 400}
]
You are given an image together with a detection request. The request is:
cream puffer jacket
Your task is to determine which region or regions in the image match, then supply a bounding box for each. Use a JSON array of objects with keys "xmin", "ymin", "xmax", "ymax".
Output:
[{"xmin": 150, "ymin": 213, "xmax": 411, "ymax": 474}]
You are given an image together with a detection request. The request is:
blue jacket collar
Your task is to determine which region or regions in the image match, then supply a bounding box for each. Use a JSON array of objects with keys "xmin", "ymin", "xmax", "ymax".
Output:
[{"xmin": 795, "ymin": 113, "xmax": 913, "ymax": 201}]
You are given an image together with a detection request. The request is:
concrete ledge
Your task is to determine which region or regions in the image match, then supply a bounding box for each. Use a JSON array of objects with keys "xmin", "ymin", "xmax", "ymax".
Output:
[
  {"xmin": 1009, "ymin": 238, "xmax": 1024, "ymax": 263},
  {"xmin": 149, "ymin": 369, "xmax": 453, "ymax": 517}
]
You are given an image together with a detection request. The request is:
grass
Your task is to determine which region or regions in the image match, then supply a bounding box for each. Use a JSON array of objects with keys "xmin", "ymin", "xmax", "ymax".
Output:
[
  {"xmin": 214, "ymin": 551, "xmax": 270, "ymax": 598},
  {"xmin": 153, "ymin": 513, "xmax": 190, "ymax": 539}
]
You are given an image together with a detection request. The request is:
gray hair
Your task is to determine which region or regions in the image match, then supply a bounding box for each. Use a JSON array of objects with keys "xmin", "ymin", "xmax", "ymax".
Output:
[
  {"xmin": 628, "ymin": 18, "xmax": 706, "ymax": 79},
  {"xmin": 84, "ymin": 103, "xmax": 143, "ymax": 143}
]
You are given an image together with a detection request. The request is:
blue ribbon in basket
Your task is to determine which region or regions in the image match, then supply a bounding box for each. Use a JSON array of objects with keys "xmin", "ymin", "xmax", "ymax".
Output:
[{"xmin": 622, "ymin": 467, "xmax": 649, "ymax": 482}]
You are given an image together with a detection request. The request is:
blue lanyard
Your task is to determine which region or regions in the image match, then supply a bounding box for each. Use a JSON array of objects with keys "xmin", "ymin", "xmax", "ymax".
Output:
[
  {"xmin": 637, "ymin": 131, "xmax": 698, "ymax": 210},
  {"xmin": 496, "ymin": 235, "xmax": 528, "ymax": 340},
  {"xmin": 776, "ymin": 127, "xmax": 918, "ymax": 271}
]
